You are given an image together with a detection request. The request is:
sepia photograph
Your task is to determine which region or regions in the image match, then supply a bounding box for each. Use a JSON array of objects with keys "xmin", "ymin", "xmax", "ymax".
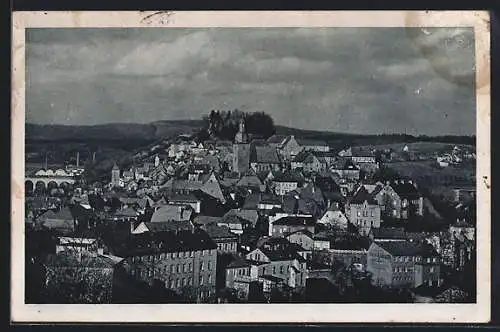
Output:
[{"xmin": 11, "ymin": 11, "xmax": 490, "ymax": 323}]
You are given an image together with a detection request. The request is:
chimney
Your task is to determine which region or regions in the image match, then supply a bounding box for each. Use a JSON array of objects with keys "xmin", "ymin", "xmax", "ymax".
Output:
[{"xmin": 76, "ymin": 151, "xmax": 80, "ymax": 167}]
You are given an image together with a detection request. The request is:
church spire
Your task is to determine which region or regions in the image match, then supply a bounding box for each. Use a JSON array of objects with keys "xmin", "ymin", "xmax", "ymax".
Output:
[{"xmin": 234, "ymin": 118, "xmax": 248, "ymax": 144}]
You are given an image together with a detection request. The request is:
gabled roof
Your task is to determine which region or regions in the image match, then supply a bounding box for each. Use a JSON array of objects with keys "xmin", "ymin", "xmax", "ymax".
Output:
[
  {"xmin": 45, "ymin": 251, "xmax": 118, "ymax": 268},
  {"xmin": 370, "ymin": 227, "xmax": 406, "ymax": 240},
  {"xmin": 202, "ymin": 224, "xmax": 239, "ymax": 240},
  {"xmin": 227, "ymin": 253, "xmax": 251, "ymax": 268},
  {"xmin": 168, "ymin": 193, "xmax": 200, "ymax": 203},
  {"xmin": 273, "ymin": 215, "xmax": 316, "ymax": 226},
  {"xmin": 38, "ymin": 207, "xmax": 75, "ymax": 222},
  {"xmin": 285, "ymin": 229, "xmax": 314, "ymax": 239},
  {"xmin": 224, "ymin": 209, "xmax": 259, "ymax": 227},
  {"xmin": 390, "ymin": 181, "xmax": 421, "ymax": 200},
  {"xmin": 350, "ymin": 186, "xmax": 377, "ymax": 205},
  {"xmin": 150, "ymin": 204, "xmax": 193, "ymax": 222},
  {"xmin": 116, "ymin": 228, "xmax": 217, "ymax": 257},
  {"xmin": 250, "ymin": 145, "xmax": 280, "ymax": 164},
  {"xmin": 236, "ymin": 174, "xmax": 263, "ymax": 188},
  {"xmin": 143, "ymin": 221, "xmax": 194, "ymax": 233},
  {"xmin": 374, "ymin": 241, "xmax": 430, "ymax": 257},
  {"xmin": 193, "ymin": 215, "xmax": 221, "ymax": 226},
  {"xmin": 296, "ymin": 139, "xmax": 329, "ymax": 147}
]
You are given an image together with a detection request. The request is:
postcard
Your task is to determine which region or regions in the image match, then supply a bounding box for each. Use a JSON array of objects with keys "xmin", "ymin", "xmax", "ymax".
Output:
[{"xmin": 11, "ymin": 10, "xmax": 491, "ymax": 323}]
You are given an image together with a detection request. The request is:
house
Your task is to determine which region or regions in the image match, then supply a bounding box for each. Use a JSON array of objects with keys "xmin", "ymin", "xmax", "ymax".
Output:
[
  {"xmin": 245, "ymin": 237, "xmax": 308, "ymax": 291},
  {"xmin": 317, "ymin": 202, "xmax": 348, "ymax": 230},
  {"xmin": 162, "ymin": 172, "xmax": 226, "ymax": 204},
  {"xmin": 330, "ymin": 159, "xmax": 360, "ymax": 180},
  {"xmin": 218, "ymin": 214, "xmax": 253, "ymax": 235},
  {"xmin": 312, "ymin": 232, "xmax": 332, "ymax": 250},
  {"xmin": 37, "ymin": 207, "xmax": 77, "ymax": 235},
  {"xmin": 374, "ymin": 180, "xmax": 424, "ymax": 219},
  {"xmin": 201, "ymin": 224, "xmax": 239, "ymax": 253},
  {"xmin": 291, "ymin": 150, "xmax": 326, "ymax": 173},
  {"xmin": 116, "ymin": 229, "xmax": 218, "ymax": 302},
  {"xmin": 271, "ymin": 171, "xmax": 303, "ymax": 196},
  {"xmin": 271, "ymin": 215, "xmax": 316, "ymax": 237},
  {"xmin": 150, "ymin": 204, "xmax": 194, "ymax": 223},
  {"xmin": 224, "ymin": 253, "xmax": 259, "ymax": 300},
  {"xmin": 296, "ymin": 139, "xmax": 330, "ymax": 153},
  {"xmin": 274, "ymin": 135, "xmax": 303, "ymax": 160},
  {"xmin": 442, "ymin": 220, "xmax": 475, "ymax": 271},
  {"xmin": 367, "ymin": 241, "xmax": 441, "ymax": 288},
  {"xmin": 347, "ymin": 187, "xmax": 381, "ymax": 236},
  {"xmin": 223, "ymin": 209, "xmax": 259, "ymax": 229},
  {"xmin": 167, "ymin": 193, "xmax": 202, "ymax": 213},
  {"xmin": 236, "ymin": 173, "xmax": 266, "ymax": 193},
  {"xmin": 55, "ymin": 236, "xmax": 99, "ymax": 254},
  {"xmin": 285, "ymin": 230, "xmax": 315, "ymax": 251},
  {"xmin": 42, "ymin": 250, "xmax": 121, "ymax": 303},
  {"xmin": 250, "ymin": 145, "xmax": 281, "ymax": 173}
]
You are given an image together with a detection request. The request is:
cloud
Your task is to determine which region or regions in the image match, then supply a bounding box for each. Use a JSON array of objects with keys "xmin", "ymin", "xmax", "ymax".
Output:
[{"xmin": 25, "ymin": 28, "xmax": 476, "ymax": 136}]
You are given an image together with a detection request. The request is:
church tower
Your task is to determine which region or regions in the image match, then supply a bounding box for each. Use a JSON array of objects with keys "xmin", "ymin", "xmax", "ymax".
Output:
[
  {"xmin": 232, "ymin": 118, "xmax": 251, "ymax": 174},
  {"xmin": 111, "ymin": 163, "xmax": 120, "ymax": 187}
]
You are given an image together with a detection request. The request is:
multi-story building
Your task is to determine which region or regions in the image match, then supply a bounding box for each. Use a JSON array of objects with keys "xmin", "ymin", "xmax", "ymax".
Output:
[
  {"xmin": 367, "ymin": 241, "xmax": 441, "ymax": 288},
  {"xmin": 347, "ymin": 187, "xmax": 381, "ymax": 236},
  {"xmin": 373, "ymin": 180, "xmax": 424, "ymax": 219},
  {"xmin": 271, "ymin": 215, "xmax": 316, "ymax": 237},
  {"xmin": 116, "ymin": 229, "xmax": 218, "ymax": 302},
  {"xmin": 201, "ymin": 224, "xmax": 239, "ymax": 254},
  {"xmin": 245, "ymin": 237, "xmax": 308, "ymax": 292},
  {"xmin": 271, "ymin": 171, "xmax": 302, "ymax": 196},
  {"xmin": 296, "ymin": 139, "xmax": 330, "ymax": 153}
]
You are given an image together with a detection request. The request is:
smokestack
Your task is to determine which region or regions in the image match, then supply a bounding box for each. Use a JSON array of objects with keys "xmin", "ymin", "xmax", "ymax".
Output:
[{"xmin": 76, "ymin": 151, "xmax": 80, "ymax": 167}]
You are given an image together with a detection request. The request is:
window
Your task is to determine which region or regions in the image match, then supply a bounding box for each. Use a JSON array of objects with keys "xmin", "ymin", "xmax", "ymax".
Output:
[
  {"xmin": 183, "ymin": 278, "xmax": 187, "ymax": 286},
  {"xmin": 189, "ymin": 262, "xmax": 192, "ymax": 271},
  {"xmin": 208, "ymin": 275, "xmax": 212, "ymax": 284},
  {"xmin": 199, "ymin": 275, "xmax": 204, "ymax": 285},
  {"xmin": 176, "ymin": 279, "xmax": 181, "ymax": 287},
  {"xmin": 183, "ymin": 264, "xmax": 187, "ymax": 272},
  {"xmin": 200, "ymin": 262, "xmax": 204, "ymax": 271},
  {"xmin": 208, "ymin": 261, "xmax": 212, "ymax": 271},
  {"xmin": 357, "ymin": 211, "xmax": 361, "ymax": 217},
  {"xmin": 170, "ymin": 280, "xmax": 175, "ymax": 288},
  {"xmin": 430, "ymin": 267, "xmax": 435, "ymax": 273},
  {"xmin": 273, "ymin": 266, "xmax": 276, "ymax": 274},
  {"xmin": 166, "ymin": 252, "xmax": 171, "ymax": 259},
  {"xmin": 280, "ymin": 265, "xmax": 284, "ymax": 274},
  {"xmin": 189, "ymin": 277, "xmax": 193, "ymax": 285},
  {"xmin": 224, "ymin": 243, "xmax": 228, "ymax": 251},
  {"xmin": 170, "ymin": 265, "xmax": 174, "ymax": 273},
  {"xmin": 426, "ymin": 258, "xmax": 431, "ymax": 263},
  {"xmin": 190, "ymin": 251, "xmax": 194, "ymax": 257}
]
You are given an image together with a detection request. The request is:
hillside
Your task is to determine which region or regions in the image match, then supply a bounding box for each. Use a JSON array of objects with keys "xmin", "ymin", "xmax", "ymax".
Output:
[
  {"xmin": 25, "ymin": 121, "xmax": 475, "ymax": 147},
  {"xmin": 25, "ymin": 120, "xmax": 204, "ymax": 142}
]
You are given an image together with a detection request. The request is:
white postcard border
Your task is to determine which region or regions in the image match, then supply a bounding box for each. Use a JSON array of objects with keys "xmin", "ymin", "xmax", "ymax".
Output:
[{"xmin": 11, "ymin": 10, "xmax": 491, "ymax": 323}]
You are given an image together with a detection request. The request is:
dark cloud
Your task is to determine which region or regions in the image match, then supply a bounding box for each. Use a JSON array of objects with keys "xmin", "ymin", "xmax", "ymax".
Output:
[{"xmin": 26, "ymin": 28, "xmax": 475, "ymax": 135}]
